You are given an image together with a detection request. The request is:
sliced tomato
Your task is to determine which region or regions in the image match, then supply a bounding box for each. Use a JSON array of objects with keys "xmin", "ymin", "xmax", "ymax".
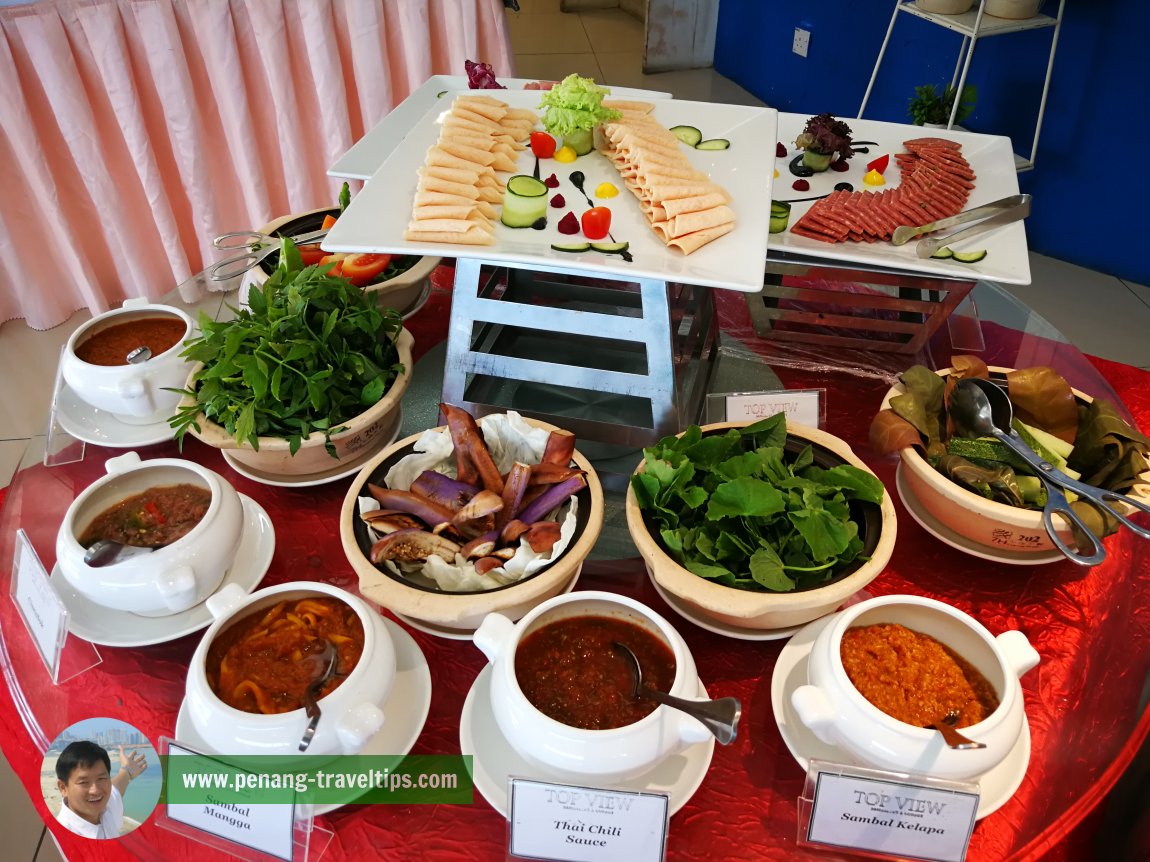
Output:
[
  {"xmin": 298, "ymin": 243, "xmax": 328, "ymax": 266},
  {"xmin": 319, "ymin": 253, "xmax": 347, "ymax": 276},
  {"xmin": 321, "ymin": 214, "xmax": 339, "ymax": 231},
  {"xmin": 341, "ymin": 253, "xmax": 392, "ymax": 286}
]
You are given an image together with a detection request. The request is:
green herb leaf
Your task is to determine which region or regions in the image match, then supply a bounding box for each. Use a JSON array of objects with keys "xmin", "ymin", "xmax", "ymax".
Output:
[
  {"xmin": 707, "ymin": 477, "xmax": 785, "ymax": 519},
  {"xmin": 633, "ymin": 414, "xmax": 884, "ymax": 594},
  {"xmin": 750, "ymin": 546, "xmax": 795, "ymax": 591}
]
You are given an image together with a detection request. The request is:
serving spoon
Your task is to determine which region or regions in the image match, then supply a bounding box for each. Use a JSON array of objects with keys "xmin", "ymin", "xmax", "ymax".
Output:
[
  {"xmin": 612, "ymin": 641, "xmax": 741, "ymax": 745},
  {"xmin": 928, "ymin": 709, "xmax": 985, "ymax": 750},
  {"xmin": 950, "ymin": 378, "xmax": 1150, "ymax": 566},
  {"xmin": 299, "ymin": 640, "xmax": 339, "ymax": 752},
  {"xmin": 83, "ymin": 540, "xmax": 155, "ymax": 567}
]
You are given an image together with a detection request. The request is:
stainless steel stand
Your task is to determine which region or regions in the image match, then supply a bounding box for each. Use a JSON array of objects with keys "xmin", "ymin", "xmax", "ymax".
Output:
[{"xmin": 441, "ymin": 257, "xmax": 719, "ymax": 448}]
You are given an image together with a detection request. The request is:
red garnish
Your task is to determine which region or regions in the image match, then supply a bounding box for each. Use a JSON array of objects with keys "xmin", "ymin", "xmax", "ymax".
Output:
[
  {"xmin": 557, "ymin": 212, "xmax": 579, "ymax": 234},
  {"xmin": 581, "ymin": 207, "xmax": 612, "ymax": 240},
  {"xmin": 143, "ymin": 501, "xmax": 166, "ymax": 524},
  {"xmin": 775, "ymin": 142, "xmax": 788, "ymax": 158},
  {"xmin": 544, "ymin": 173, "xmax": 560, "ymax": 189},
  {"xmin": 867, "ymin": 154, "xmax": 890, "ymax": 174},
  {"xmin": 830, "ymin": 160, "xmax": 851, "ymax": 172},
  {"xmin": 464, "ymin": 59, "xmax": 505, "ymax": 89},
  {"xmin": 551, "ymin": 194, "xmax": 566, "ymax": 208},
  {"xmin": 531, "ymin": 132, "xmax": 557, "ymax": 159},
  {"xmin": 792, "ymin": 179, "xmax": 810, "ymax": 191}
]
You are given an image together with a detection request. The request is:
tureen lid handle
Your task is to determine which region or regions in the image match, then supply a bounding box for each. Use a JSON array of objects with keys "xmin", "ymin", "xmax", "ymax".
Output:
[{"xmin": 473, "ymin": 612, "xmax": 515, "ymax": 663}]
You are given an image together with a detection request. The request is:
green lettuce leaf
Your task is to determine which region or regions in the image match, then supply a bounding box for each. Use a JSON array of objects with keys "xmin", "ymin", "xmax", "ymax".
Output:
[{"xmin": 537, "ymin": 74, "xmax": 620, "ymax": 137}]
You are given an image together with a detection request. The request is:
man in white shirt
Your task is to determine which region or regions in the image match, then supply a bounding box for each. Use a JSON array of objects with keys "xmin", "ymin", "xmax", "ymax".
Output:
[{"xmin": 53, "ymin": 741, "xmax": 147, "ymax": 839}]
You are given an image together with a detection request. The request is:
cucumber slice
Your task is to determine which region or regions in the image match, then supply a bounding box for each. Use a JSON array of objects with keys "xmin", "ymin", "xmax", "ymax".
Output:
[
  {"xmin": 506, "ymin": 175, "xmax": 547, "ymax": 197},
  {"xmin": 551, "ymin": 242, "xmax": 591, "ymax": 253},
  {"xmin": 695, "ymin": 138, "xmax": 731, "ymax": 151},
  {"xmin": 930, "ymin": 247, "xmax": 954, "ymax": 260},
  {"xmin": 590, "ymin": 241, "xmax": 630, "ymax": 254},
  {"xmin": 501, "ymin": 174, "xmax": 550, "ymax": 228},
  {"xmin": 769, "ymin": 200, "xmax": 791, "ymax": 234},
  {"xmin": 952, "ymin": 249, "xmax": 988, "ymax": 263},
  {"xmin": 670, "ymin": 125, "xmax": 703, "ymax": 147}
]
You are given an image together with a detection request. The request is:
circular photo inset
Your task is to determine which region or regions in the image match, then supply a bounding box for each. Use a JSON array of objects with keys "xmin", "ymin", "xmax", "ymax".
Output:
[{"xmin": 43, "ymin": 718, "xmax": 160, "ymax": 839}]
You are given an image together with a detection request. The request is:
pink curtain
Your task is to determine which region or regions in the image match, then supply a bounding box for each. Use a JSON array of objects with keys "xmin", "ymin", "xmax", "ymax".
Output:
[{"xmin": 0, "ymin": 0, "xmax": 514, "ymax": 330}]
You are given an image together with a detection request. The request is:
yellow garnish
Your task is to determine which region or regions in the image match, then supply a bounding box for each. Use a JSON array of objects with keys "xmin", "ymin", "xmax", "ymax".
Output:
[
  {"xmin": 554, "ymin": 146, "xmax": 578, "ymax": 163},
  {"xmin": 594, "ymin": 182, "xmax": 619, "ymax": 199},
  {"xmin": 774, "ymin": 169, "xmax": 779, "ymax": 178},
  {"xmin": 863, "ymin": 169, "xmax": 885, "ymax": 187}
]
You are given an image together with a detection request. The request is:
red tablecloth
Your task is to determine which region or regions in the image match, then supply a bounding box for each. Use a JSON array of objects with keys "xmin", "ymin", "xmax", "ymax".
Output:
[{"xmin": 1, "ymin": 280, "xmax": 1147, "ymax": 861}]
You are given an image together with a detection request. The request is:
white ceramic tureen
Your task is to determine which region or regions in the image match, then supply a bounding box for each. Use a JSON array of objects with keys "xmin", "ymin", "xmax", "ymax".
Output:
[
  {"xmin": 56, "ymin": 452, "xmax": 244, "ymax": 615},
  {"xmin": 185, "ymin": 581, "xmax": 396, "ymax": 756},
  {"xmin": 791, "ymin": 594, "xmax": 1040, "ymax": 781},
  {"xmin": 61, "ymin": 298, "xmax": 195, "ymax": 423},
  {"xmin": 473, "ymin": 591, "xmax": 711, "ymax": 785}
]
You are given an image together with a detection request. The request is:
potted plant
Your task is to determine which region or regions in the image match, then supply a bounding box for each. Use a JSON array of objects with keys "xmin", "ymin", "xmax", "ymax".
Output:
[
  {"xmin": 908, "ymin": 83, "xmax": 978, "ymax": 127},
  {"xmin": 793, "ymin": 113, "xmax": 855, "ymax": 173},
  {"xmin": 171, "ymin": 238, "xmax": 414, "ymax": 477}
]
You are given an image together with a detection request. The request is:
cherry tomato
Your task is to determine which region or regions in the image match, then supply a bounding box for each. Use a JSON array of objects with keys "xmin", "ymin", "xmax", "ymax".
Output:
[
  {"xmin": 530, "ymin": 131, "xmax": 557, "ymax": 159},
  {"xmin": 580, "ymin": 207, "xmax": 611, "ymax": 240},
  {"xmin": 340, "ymin": 252, "xmax": 393, "ymax": 286},
  {"xmin": 319, "ymin": 254, "xmax": 346, "ymax": 277},
  {"xmin": 298, "ymin": 244, "xmax": 328, "ymax": 266}
]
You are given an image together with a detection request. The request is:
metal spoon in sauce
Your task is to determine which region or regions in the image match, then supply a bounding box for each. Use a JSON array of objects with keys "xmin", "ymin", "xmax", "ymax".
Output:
[
  {"xmin": 299, "ymin": 640, "xmax": 339, "ymax": 752},
  {"xmin": 126, "ymin": 346, "xmax": 152, "ymax": 364},
  {"xmin": 928, "ymin": 709, "xmax": 986, "ymax": 750},
  {"xmin": 612, "ymin": 641, "xmax": 742, "ymax": 745},
  {"xmin": 82, "ymin": 540, "xmax": 155, "ymax": 567}
]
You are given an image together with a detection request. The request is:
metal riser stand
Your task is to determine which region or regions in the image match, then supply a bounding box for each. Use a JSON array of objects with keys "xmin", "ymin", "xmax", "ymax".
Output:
[{"xmin": 441, "ymin": 258, "xmax": 719, "ymax": 448}]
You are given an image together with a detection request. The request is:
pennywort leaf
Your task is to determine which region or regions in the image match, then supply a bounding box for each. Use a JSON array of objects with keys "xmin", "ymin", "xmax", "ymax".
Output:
[{"xmin": 633, "ymin": 415, "xmax": 884, "ymax": 594}]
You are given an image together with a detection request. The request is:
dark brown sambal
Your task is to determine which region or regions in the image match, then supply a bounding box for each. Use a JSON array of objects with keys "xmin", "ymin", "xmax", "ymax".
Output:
[{"xmin": 514, "ymin": 615, "xmax": 676, "ymax": 730}]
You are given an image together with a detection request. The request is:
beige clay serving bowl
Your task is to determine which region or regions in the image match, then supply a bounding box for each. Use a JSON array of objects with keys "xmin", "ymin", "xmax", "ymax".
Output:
[
  {"xmin": 251, "ymin": 206, "xmax": 440, "ymax": 319},
  {"xmin": 183, "ymin": 328, "xmax": 413, "ymax": 477},
  {"xmin": 880, "ymin": 365, "xmax": 1150, "ymax": 555},
  {"xmin": 340, "ymin": 415, "xmax": 605, "ymax": 631},
  {"xmin": 626, "ymin": 421, "xmax": 897, "ymax": 632}
]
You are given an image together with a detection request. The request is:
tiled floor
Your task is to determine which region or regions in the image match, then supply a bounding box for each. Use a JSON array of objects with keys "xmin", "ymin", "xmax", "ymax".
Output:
[{"xmin": 2, "ymin": 3, "xmax": 1150, "ymax": 858}]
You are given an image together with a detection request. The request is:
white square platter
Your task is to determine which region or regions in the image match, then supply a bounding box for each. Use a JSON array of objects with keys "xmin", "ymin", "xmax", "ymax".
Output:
[
  {"xmin": 769, "ymin": 114, "xmax": 1031, "ymax": 285},
  {"xmin": 323, "ymin": 88, "xmax": 778, "ymax": 292},
  {"xmin": 328, "ymin": 75, "xmax": 672, "ymax": 181}
]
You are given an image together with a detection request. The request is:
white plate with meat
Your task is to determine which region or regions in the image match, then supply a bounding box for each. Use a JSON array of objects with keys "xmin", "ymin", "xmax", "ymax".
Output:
[{"xmin": 769, "ymin": 114, "xmax": 1030, "ymax": 285}]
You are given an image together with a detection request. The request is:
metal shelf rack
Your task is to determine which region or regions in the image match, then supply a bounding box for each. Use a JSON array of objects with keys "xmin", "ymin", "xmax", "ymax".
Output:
[{"xmin": 858, "ymin": 0, "xmax": 1066, "ymax": 171}]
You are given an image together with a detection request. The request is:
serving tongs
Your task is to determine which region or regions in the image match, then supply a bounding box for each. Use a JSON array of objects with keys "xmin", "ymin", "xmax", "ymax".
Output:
[
  {"xmin": 207, "ymin": 227, "xmax": 330, "ymax": 282},
  {"xmin": 951, "ymin": 378, "xmax": 1150, "ymax": 566},
  {"xmin": 890, "ymin": 194, "xmax": 1031, "ymax": 259}
]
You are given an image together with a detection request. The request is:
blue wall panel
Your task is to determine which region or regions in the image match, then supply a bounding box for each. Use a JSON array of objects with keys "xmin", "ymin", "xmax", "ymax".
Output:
[{"xmin": 714, "ymin": 1, "xmax": 1149, "ymax": 287}]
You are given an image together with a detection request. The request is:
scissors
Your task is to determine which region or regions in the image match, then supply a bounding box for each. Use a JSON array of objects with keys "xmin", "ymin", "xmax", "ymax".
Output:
[{"xmin": 206, "ymin": 228, "xmax": 329, "ymax": 282}]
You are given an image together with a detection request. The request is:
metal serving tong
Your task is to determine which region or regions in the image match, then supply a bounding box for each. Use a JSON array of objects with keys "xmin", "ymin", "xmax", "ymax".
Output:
[
  {"xmin": 206, "ymin": 227, "xmax": 329, "ymax": 283},
  {"xmin": 951, "ymin": 378, "xmax": 1150, "ymax": 567},
  {"xmin": 891, "ymin": 194, "xmax": 1031, "ymax": 259}
]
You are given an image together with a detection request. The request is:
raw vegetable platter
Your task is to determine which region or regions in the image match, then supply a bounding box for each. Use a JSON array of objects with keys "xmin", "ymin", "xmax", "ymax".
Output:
[
  {"xmin": 322, "ymin": 89, "xmax": 778, "ymax": 292},
  {"xmin": 328, "ymin": 75, "xmax": 672, "ymax": 181},
  {"xmin": 769, "ymin": 114, "xmax": 1031, "ymax": 285}
]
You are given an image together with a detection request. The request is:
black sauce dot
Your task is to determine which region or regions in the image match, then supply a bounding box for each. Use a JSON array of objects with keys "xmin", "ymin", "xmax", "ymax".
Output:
[
  {"xmin": 834, "ymin": 182, "xmax": 854, "ymax": 192},
  {"xmin": 789, "ymin": 154, "xmax": 814, "ymax": 178}
]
